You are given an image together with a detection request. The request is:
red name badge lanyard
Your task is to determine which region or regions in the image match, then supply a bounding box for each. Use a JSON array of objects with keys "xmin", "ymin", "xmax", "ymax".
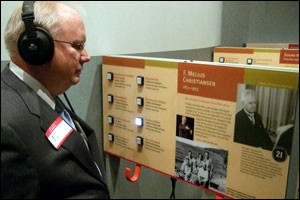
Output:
[{"xmin": 46, "ymin": 116, "xmax": 73, "ymax": 150}]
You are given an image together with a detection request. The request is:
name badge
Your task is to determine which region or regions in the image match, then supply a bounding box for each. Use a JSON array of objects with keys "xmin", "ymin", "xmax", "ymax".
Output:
[{"xmin": 46, "ymin": 116, "xmax": 73, "ymax": 150}]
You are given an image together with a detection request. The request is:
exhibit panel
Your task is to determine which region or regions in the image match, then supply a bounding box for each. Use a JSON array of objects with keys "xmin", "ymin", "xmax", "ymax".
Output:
[
  {"xmin": 213, "ymin": 47, "xmax": 299, "ymax": 68},
  {"xmin": 102, "ymin": 55, "xmax": 299, "ymax": 199},
  {"xmin": 245, "ymin": 43, "xmax": 299, "ymax": 49}
]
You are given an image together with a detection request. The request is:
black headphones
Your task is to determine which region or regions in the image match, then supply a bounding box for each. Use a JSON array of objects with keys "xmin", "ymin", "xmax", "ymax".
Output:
[{"xmin": 18, "ymin": 1, "xmax": 54, "ymax": 65}]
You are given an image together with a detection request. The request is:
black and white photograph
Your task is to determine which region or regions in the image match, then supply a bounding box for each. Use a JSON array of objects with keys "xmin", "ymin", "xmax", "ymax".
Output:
[
  {"xmin": 234, "ymin": 84, "xmax": 297, "ymax": 156},
  {"xmin": 176, "ymin": 114, "xmax": 195, "ymax": 141},
  {"xmin": 174, "ymin": 137, "xmax": 228, "ymax": 193}
]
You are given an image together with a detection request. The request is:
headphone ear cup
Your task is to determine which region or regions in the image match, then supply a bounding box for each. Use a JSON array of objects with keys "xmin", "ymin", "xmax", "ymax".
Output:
[{"xmin": 18, "ymin": 27, "xmax": 54, "ymax": 65}]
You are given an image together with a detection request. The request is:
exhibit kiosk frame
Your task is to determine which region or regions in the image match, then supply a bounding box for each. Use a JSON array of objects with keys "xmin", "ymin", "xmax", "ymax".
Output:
[{"xmin": 102, "ymin": 55, "xmax": 299, "ymax": 199}]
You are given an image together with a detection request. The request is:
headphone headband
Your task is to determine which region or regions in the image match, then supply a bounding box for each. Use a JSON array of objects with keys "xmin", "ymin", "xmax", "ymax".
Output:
[{"xmin": 21, "ymin": 1, "xmax": 36, "ymax": 38}]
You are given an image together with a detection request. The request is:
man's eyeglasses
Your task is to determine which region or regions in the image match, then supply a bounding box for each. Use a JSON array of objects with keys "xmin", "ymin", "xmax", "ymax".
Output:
[{"xmin": 54, "ymin": 39, "xmax": 85, "ymax": 51}]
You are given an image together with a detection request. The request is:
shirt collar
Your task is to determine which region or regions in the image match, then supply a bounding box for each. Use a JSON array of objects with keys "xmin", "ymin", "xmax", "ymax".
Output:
[
  {"xmin": 243, "ymin": 108, "xmax": 254, "ymax": 117},
  {"xmin": 9, "ymin": 61, "xmax": 56, "ymax": 110}
]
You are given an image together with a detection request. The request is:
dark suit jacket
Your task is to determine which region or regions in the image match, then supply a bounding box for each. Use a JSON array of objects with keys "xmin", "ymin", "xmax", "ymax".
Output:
[
  {"xmin": 276, "ymin": 126, "xmax": 293, "ymax": 155},
  {"xmin": 1, "ymin": 67, "xmax": 109, "ymax": 199},
  {"xmin": 234, "ymin": 109, "xmax": 273, "ymax": 150}
]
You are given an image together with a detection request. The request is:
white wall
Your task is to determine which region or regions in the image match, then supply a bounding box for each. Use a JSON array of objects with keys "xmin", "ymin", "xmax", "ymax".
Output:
[{"xmin": 1, "ymin": 1, "xmax": 222, "ymax": 60}]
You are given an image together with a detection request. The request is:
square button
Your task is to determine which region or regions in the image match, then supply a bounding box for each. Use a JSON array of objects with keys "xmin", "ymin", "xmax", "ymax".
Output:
[
  {"xmin": 107, "ymin": 94, "xmax": 114, "ymax": 103},
  {"xmin": 135, "ymin": 117, "xmax": 143, "ymax": 127},
  {"xmin": 136, "ymin": 76, "xmax": 144, "ymax": 86},
  {"xmin": 108, "ymin": 133, "xmax": 114, "ymax": 142},
  {"xmin": 107, "ymin": 72, "xmax": 113, "ymax": 81},
  {"xmin": 247, "ymin": 58, "xmax": 253, "ymax": 65},
  {"xmin": 107, "ymin": 115, "xmax": 114, "ymax": 124},
  {"xmin": 219, "ymin": 57, "xmax": 225, "ymax": 63},
  {"xmin": 136, "ymin": 97, "xmax": 144, "ymax": 106},
  {"xmin": 136, "ymin": 136, "xmax": 143, "ymax": 146}
]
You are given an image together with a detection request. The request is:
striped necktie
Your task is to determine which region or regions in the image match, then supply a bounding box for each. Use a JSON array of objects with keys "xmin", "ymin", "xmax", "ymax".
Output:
[
  {"xmin": 248, "ymin": 115, "xmax": 255, "ymax": 125},
  {"xmin": 55, "ymin": 101, "xmax": 76, "ymax": 130}
]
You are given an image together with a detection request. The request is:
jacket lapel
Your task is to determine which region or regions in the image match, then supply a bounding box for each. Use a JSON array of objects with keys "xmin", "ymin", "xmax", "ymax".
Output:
[
  {"xmin": 2, "ymin": 67, "xmax": 104, "ymax": 182},
  {"xmin": 63, "ymin": 109, "xmax": 107, "ymax": 181},
  {"xmin": 39, "ymin": 99, "xmax": 104, "ymax": 181}
]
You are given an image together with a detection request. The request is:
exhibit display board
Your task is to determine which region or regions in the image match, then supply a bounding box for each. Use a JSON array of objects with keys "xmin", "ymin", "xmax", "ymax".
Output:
[
  {"xmin": 102, "ymin": 55, "xmax": 299, "ymax": 199},
  {"xmin": 213, "ymin": 47, "xmax": 299, "ymax": 68},
  {"xmin": 245, "ymin": 43, "xmax": 299, "ymax": 49}
]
